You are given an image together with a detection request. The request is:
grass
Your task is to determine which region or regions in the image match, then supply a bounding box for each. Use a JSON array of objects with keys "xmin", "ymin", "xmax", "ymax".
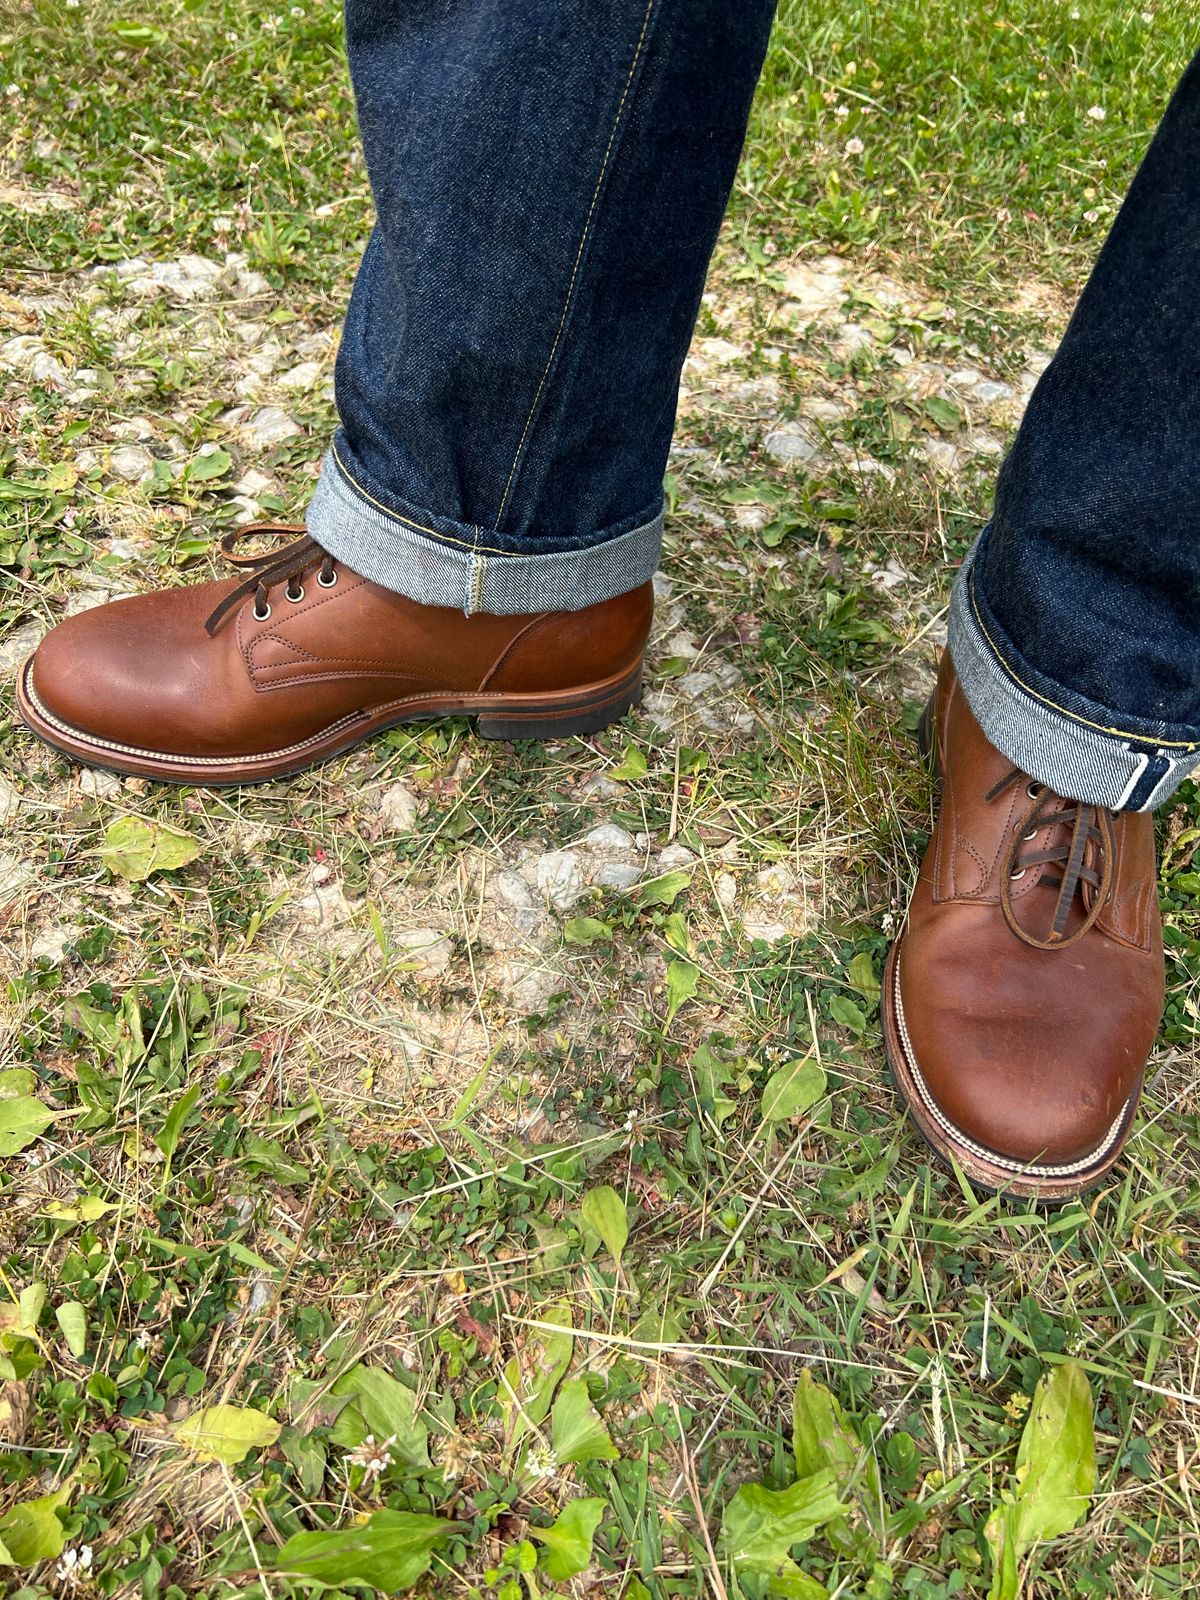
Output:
[{"xmin": 2, "ymin": 2, "xmax": 1199, "ymax": 1598}]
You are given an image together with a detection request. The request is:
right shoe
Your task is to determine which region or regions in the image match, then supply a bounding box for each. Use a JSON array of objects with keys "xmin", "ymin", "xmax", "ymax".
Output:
[
  {"xmin": 17, "ymin": 525, "xmax": 652, "ymax": 785},
  {"xmin": 882, "ymin": 652, "xmax": 1165, "ymax": 1201}
]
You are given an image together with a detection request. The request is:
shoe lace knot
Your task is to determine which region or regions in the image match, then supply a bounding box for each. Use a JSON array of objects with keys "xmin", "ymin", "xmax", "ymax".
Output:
[
  {"xmin": 984, "ymin": 767, "xmax": 1117, "ymax": 949},
  {"xmin": 204, "ymin": 523, "xmax": 338, "ymax": 635}
]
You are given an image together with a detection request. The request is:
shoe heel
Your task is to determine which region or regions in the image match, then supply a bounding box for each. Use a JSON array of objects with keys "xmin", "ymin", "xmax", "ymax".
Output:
[{"xmin": 477, "ymin": 670, "xmax": 643, "ymax": 742}]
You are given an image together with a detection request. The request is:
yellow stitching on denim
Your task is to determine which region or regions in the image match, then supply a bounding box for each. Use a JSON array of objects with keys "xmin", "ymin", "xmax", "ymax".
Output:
[
  {"xmin": 493, "ymin": 0, "xmax": 657, "ymax": 524},
  {"xmin": 968, "ymin": 575, "xmax": 1200, "ymax": 751},
  {"xmin": 331, "ymin": 441, "xmax": 510, "ymax": 556}
]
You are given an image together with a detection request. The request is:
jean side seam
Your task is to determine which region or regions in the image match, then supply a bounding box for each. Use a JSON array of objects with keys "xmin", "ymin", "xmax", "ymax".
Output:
[
  {"xmin": 491, "ymin": 0, "xmax": 659, "ymax": 526},
  {"xmin": 331, "ymin": 439, "xmax": 512, "ymax": 558},
  {"xmin": 968, "ymin": 566, "xmax": 1200, "ymax": 752}
]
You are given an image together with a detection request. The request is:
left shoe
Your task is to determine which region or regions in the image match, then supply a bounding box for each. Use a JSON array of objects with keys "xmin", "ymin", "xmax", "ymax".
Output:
[{"xmin": 882, "ymin": 652, "xmax": 1165, "ymax": 1201}]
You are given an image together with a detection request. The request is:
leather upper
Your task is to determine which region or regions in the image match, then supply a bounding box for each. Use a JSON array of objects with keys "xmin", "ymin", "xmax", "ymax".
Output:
[
  {"xmin": 29, "ymin": 552, "xmax": 654, "ymax": 760},
  {"xmin": 897, "ymin": 653, "xmax": 1164, "ymax": 1166}
]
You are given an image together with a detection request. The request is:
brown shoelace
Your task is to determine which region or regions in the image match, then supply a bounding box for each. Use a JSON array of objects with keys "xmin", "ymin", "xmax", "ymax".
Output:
[
  {"xmin": 985, "ymin": 767, "xmax": 1117, "ymax": 949},
  {"xmin": 204, "ymin": 524, "xmax": 338, "ymax": 636}
]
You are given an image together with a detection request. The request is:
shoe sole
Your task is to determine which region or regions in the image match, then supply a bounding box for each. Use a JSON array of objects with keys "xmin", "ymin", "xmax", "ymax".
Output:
[
  {"xmin": 16, "ymin": 652, "xmax": 644, "ymax": 787},
  {"xmin": 881, "ymin": 938, "xmax": 1140, "ymax": 1202}
]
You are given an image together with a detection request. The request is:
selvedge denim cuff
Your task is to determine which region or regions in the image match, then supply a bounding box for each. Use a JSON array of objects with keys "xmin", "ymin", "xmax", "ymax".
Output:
[
  {"xmin": 307, "ymin": 441, "xmax": 664, "ymax": 617},
  {"xmin": 948, "ymin": 538, "xmax": 1200, "ymax": 812}
]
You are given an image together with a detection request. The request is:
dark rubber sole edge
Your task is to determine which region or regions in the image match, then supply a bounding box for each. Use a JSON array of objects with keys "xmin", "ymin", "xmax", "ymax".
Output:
[{"xmin": 16, "ymin": 655, "xmax": 644, "ymax": 788}]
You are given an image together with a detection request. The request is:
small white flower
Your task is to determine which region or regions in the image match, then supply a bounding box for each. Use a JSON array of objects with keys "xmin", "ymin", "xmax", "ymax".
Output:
[
  {"xmin": 347, "ymin": 1433, "xmax": 396, "ymax": 1481},
  {"xmin": 1141, "ymin": 9, "xmax": 1154, "ymax": 18},
  {"xmin": 1012, "ymin": 110, "xmax": 1026, "ymax": 126},
  {"xmin": 261, "ymin": 13, "xmax": 281, "ymax": 31},
  {"xmin": 523, "ymin": 1444, "xmax": 558, "ymax": 1480},
  {"xmin": 1083, "ymin": 208, "xmax": 1100, "ymax": 223},
  {"xmin": 844, "ymin": 137, "xmax": 865, "ymax": 156},
  {"xmin": 1070, "ymin": 7, "xmax": 1080, "ymax": 17},
  {"xmin": 763, "ymin": 238, "xmax": 777, "ymax": 256},
  {"xmin": 5, "ymin": 83, "xmax": 22, "ymax": 100},
  {"xmin": 1087, "ymin": 105, "xmax": 1106, "ymax": 121},
  {"xmin": 225, "ymin": 30, "xmax": 238, "ymax": 43},
  {"xmin": 845, "ymin": 61, "xmax": 857, "ymax": 76},
  {"xmin": 66, "ymin": 0, "xmax": 79, "ymax": 8},
  {"xmin": 996, "ymin": 207, "xmax": 1011, "ymax": 226},
  {"xmin": 56, "ymin": 1546, "xmax": 93, "ymax": 1584},
  {"xmin": 290, "ymin": 5, "xmax": 305, "ymax": 14},
  {"xmin": 833, "ymin": 104, "xmax": 850, "ymax": 121}
]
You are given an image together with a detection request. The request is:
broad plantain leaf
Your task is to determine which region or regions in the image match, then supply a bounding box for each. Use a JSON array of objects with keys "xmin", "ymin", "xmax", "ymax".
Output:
[
  {"xmin": 173, "ymin": 1403, "xmax": 281, "ymax": 1464},
  {"xmin": 761, "ymin": 1056, "xmax": 826, "ymax": 1124},
  {"xmin": 0, "ymin": 1098, "xmax": 57, "ymax": 1157},
  {"xmin": 581, "ymin": 1185, "xmax": 629, "ymax": 1265},
  {"xmin": 272, "ymin": 1509, "xmax": 457, "ymax": 1590},
  {"xmin": 985, "ymin": 1361, "xmax": 1096, "ymax": 1600},
  {"xmin": 99, "ymin": 816, "xmax": 202, "ymax": 881},
  {"xmin": 722, "ymin": 1469, "xmax": 842, "ymax": 1594},
  {"xmin": 551, "ymin": 1379, "xmax": 618, "ymax": 1466},
  {"xmin": 0, "ymin": 1487, "xmax": 71, "ymax": 1566},
  {"xmin": 328, "ymin": 1365, "xmax": 430, "ymax": 1467},
  {"xmin": 531, "ymin": 1497, "xmax": 606, "ymax": 1582},
  {"xmin": 55, "ymin": 1301, "xmax": 87, "ymax": 1359}
]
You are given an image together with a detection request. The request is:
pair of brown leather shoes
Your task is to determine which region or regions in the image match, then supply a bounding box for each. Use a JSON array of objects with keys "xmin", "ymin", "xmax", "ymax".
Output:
[{"xmin": 16, "ymin": 530, "xmax": 1164, "ymax": 1199}]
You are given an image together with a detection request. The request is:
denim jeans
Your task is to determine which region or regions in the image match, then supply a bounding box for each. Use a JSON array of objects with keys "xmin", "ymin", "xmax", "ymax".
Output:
[
  {"xmin": 949, "ymin": 50, "xmax": 1200, "ymax": 811},
  {"xmin": 312, "ymin": 8, "xmax": 1200, "ymax": 811},
  {"xmin": 308, "ymin": 0, "xmax": 776, "ymax": 615}
]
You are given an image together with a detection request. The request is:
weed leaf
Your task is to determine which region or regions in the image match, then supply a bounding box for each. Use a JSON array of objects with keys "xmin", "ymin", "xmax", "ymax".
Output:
[
  {"xmin": 761, "ymin": 1056, "xmax": 826, "ymax": 1123},
  {"xmin": 329, "ymin": 1366, "xmax": 430, "ymax": 1468},
  {"xmin": 0, "ymin": 1097, "xmax": 57, "ymax": 1157},
  {"xmin": 272, "ymin": 1510, "xmax": 458, "ymax": 1590},
  {"xmin": 99, "ymin": 817, "xmax": 202, "ymax": 881},
  {"xmin": 55, "ymin": 1302, "xmax": 87, "ymax": 1358},
  {"xmin": 581, "ymin": 1185, "xmax": 629, "ymax": 1265},
  {"xmin": 551, "ymin": 1379, "xmax": 618, "ymax": 1465},
  {"xmin": 156, "ymin": 1082, "xmax": 202, "ymax": 1162},
  {"xmin": 665, "ymin": 958, "xmax": 700, "ymax": 1027},
  {"xmin": 174, "ymin": 1403, "xmax": 282, "ymax": 1464},
  {"xmin": 532, "ymin": 1496, "xmax": 606, "ymax": 1582},
  {"xmin": 984, "ymin": 1362, "xmax": 1096, "ymax": 1600},
  {"xmin": 0, "ymin": 1487, "xmax": 71, "ymax": 1567},
  {"xmin": 722, "ymin": 1471, "xmax": 842, "ymax": 1595}
]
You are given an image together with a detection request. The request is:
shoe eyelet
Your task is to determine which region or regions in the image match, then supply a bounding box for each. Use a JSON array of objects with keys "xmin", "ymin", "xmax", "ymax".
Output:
[
  {"xmin": 1026, "ymin": 782, "xmax": 1041, "ymax": 799},
  {"xmin": 285, "ymin": 583, "xmax": 306, "ymax": 603},
  {"xmin": 253, "ymin": 602, "xmax": 271, "ymax": 622},
  {"xmin": 317, "ymin": 568, "xmax": 338, "ymax": 589},
  {"xmin": 1010, "ymin": 867, "xmax": 1027, "ymax": 880},
  {"xmin": 1023, "ymin": 828, "xmax": 1037, "ymax": 841}
]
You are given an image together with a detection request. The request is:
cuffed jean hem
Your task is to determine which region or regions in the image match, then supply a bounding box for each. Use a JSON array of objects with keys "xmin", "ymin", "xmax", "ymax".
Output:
[
  {"xmin": 947, "ymin": 539, "xmax": 1200, "ymax": 812},
  {"xmin": 306, "ymin": 443, "xmax": 664, "ymax": 616}
]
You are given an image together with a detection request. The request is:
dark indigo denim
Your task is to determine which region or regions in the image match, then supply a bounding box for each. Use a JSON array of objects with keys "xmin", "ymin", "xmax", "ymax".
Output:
[
  {"xmin": 953, "ymin": 50, "xmax": 1200, "ymax": 808},
  {"xmin": 318, "ymin": 0, "xmax": 775, "ymax": 598}
]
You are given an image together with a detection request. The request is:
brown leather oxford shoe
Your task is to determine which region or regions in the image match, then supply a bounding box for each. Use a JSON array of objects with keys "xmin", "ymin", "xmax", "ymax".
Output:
[
  {"xmin": 17, "ymin": 525, "xmax": 651, "ymax": 785},
  {"xmin": 883, "ymin": 652, "xmax": 1165, "ymax": 1200}
]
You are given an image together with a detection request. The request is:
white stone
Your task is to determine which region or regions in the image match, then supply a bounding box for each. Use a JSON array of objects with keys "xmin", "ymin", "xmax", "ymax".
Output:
[
  {"xmin": 109, "ymin": 444, "xmax": 155, "ymax": 482},
  {"xmin": 233, "ymin": 467, "xmax": 276, "ymax": 498},
  {"xmin": 947, "ymin": 367, "xmax": 982, "ymax": 388},
  {"xmin": 494, "ymin": 957, "xmax": 564, "ymax": 1013},
  {"xmin": 716, "ymin": 872, "xmax": 738, "ymax": 908},
  {"xmin": 973, "ymin": 379, "xmax": 1015, "ymax": 406},
  {"xmin": 122, "ymin": 254, "xmax": 227, "ymax": 301},
  {"xmin": 77, "ymin": 769, "xmax": 121, "ymax": 800},
  {"xmin": 922, "ymin": 437, "xmax": 962, "ymax": 474},
  {"xmin": 378, "ymin": 781, "xmax": 420, "ymax": 833},
  {"xmin": 240, "ymin": 406, "xmax": 301, "ymax": 451},
  {"xmin": 277, "ymin": 360, "xmax": 323, "ymax": 390},
  {"xmin": 782, "ymin": 260, "xmax": 845, "ymax": 318},
  {"xmin": 657, "ymin": 843, "xmax": 695, "ymax": 871},
  {"xmin": 743, "ymin": 919, "xmax": 790, "ymax": 943},
  {"xmin": 0, "ymin": 853, "xmax": 36, "ymax": 900},
  {"xmin": 31, "ymin": 352, "xmax": 69, "ymax": 388},
  {"xmin": 763, "ymin": 421, "xmax": 822, "ymax": 466},
  {"xmin": 395, "ymin": 927, "xmax": 453, "ymax": 980},
  {"xmin": 536, "ymin": 850, "xmax": 585, "ymax": 911},
  {"xmin": 0, "ymin": 776, "xmax": 27, "ymax": 821},
  {"xmin": 596, "ymin": 862, "xmax": 643, "ymax": 890},
  {"xmin": 31, "ymin": 925, "xmax": 77, "ymax": 964},
  {"xmin": 583, "ymin": 823, "xmax": 635, "ymax": 853},
  {"xmin": 580, "ymin": 772, "xmax": 622, "ymax": 801}
]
